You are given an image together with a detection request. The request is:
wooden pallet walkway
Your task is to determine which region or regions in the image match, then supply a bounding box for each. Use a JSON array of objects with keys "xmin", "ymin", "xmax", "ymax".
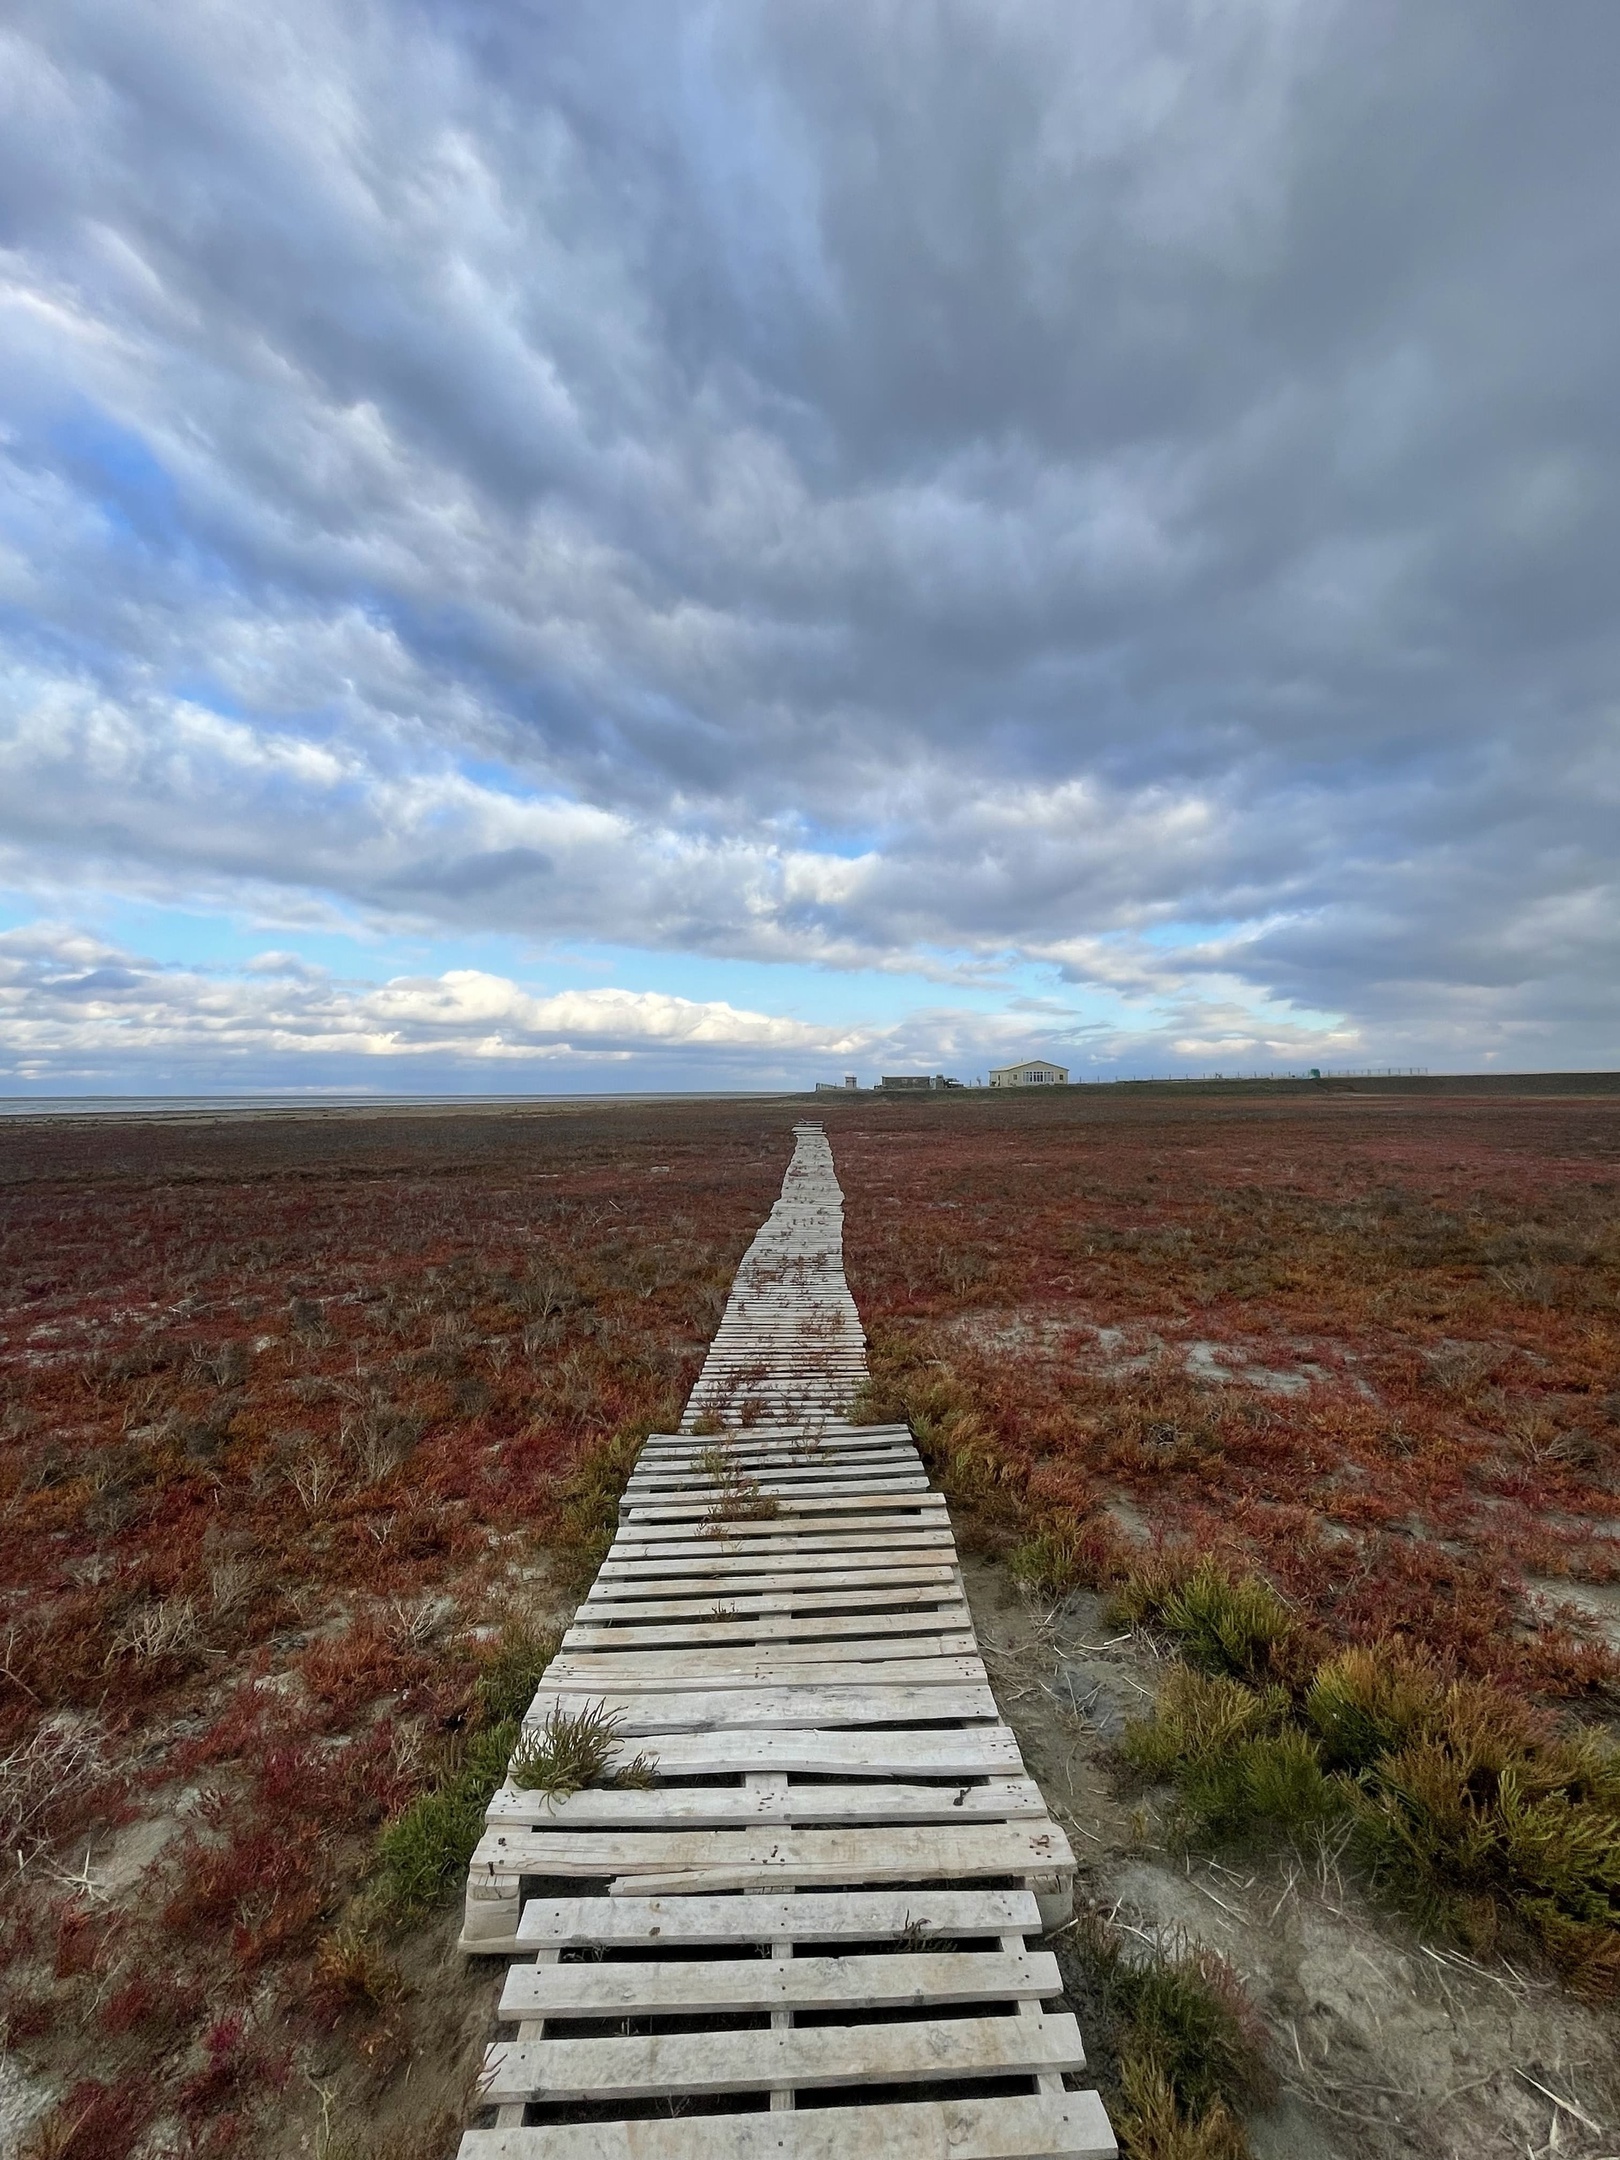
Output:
[{"xmin": 456, "ymin": 1124, "xmax": 1115, "ymax": 2160}]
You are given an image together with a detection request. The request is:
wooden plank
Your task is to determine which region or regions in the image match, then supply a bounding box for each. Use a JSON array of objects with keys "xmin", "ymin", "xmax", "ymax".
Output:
[
  {"xmin": 458, "ymin": 2091, "xmax": 1117, "ymax": 2160},
  {"xmin": 632, "ymin": 1454, "xmax": 913, "ymax": 1476},
  {"xmin": 639, "ymin": 1426, "xmax": 911, "ymax": 1448},
  {"xmin": 514, "ymin": 1886, "xmax": 1044, "ymax": 1950},
  {"xmin": 630, "ymin": 1445, "xmax": 909, "ymax": 1463},
  {"xmin": 606, "ymin": 1523, "xmax": 953, "ymax": 1551},
  {"xmin": 618, "ymin": 1496, "xmax": 947, "ymax": 1523},
  {"xmin": 521, "ymin": 1683, "xmax": 1000, "ymax": 1731},
  {"xmin": 536, "ymin": 1654, "xmax": 987, "ymax": 1690},
  {"xmin": 479, "ymin": 2009, "xmax": 1085, "ymax": 2101},
  {"xmin": 625, "ymin": 1455, "xmax": 917, "ymax": 1486},
  {"xmin": 622, "ymin": 1493, "xmax": 944, "ymax": 1524},
  {"xmin": 469, "ymin": 1820, "xmax": 1075, "ymax": 1883},
  {"xmin": 574, "ymin": 1578, "xmax": 961, "ymax": 1621},
  {"xmin": 486, "ymin": 1776, "xmax": 1048, "ymax": 1831},
  {"xmin": 565, "ymin": 1615, "xmax": 972, "ymax": 1641},
  {"xmin": 621, "ymin": 1485, "xmax": 926, "ymax": 1508},
  {"xmin": 638, "ymin": 1430, "xmax": 904, "ymax": 1447},
  {"xmin": 622, "ymin": 1471, "xmax": 924, "ymax": 1500},
  {"xmin": 498, "ymin": 1948, "xmax": 1063, "ymax": 2019},
  {"xmin": 559, "ymin": 1725, "xmax": 1025, "ymax": 1780},
  {"xmin": 596, "ymin": 1547, "xmax": 956, "ymax": 1583},
  {"xmin": 603, "ymin": 1532, "xmax": 956, "ymax": 1564},
  {"xmin": 583, "ymin": 1572, "xmax": 963, "ymax": 1607},
  {"xmin": 549, "ymin": 1635, "xmax": 977, "ymax": 1671}
]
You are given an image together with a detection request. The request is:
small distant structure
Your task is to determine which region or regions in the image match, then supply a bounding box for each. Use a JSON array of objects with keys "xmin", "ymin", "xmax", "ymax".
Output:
[
  {"xmin": 878, "ymin": 1074, "xmax": 960, "ymax": 1092},
  {"xmin": 813, "ymin": 1076, "xmax": 861, "ymax": 1093},
  {"xmin": 989, "ymin": 1059, "xmax": 1069, "ymax": 1088}
]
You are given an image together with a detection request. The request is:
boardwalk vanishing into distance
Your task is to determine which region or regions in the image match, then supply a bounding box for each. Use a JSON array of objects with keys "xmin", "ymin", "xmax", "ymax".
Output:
[{"xmin": 456, "ymin": 1123, "xmax": 1116, "ymax": 2160}]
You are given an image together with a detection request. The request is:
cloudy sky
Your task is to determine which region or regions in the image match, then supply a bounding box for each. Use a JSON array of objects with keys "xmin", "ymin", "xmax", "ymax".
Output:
[{"xmin": 2, "ymin": 1, "xmax": 1617, "ymax": 1093}]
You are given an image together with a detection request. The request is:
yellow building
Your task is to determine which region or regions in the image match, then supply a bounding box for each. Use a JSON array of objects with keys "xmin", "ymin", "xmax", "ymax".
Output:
[{"xmin": 988, "ymin": 1060, "xmax": 1069, "ymax": 1087}]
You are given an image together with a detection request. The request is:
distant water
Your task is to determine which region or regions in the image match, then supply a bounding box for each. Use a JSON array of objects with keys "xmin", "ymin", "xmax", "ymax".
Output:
[
  {"xmin": 0, "ymin": 1094, "xmax": 547, "ymax": 1119},
  {"xmin": 0, "ymin": 1090, "xmax": 775, "ymax": 1119}
]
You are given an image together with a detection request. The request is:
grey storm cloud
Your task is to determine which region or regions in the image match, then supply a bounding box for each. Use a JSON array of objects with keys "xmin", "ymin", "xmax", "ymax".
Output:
[{"xmin": 1, "ymin": 0, "xmax": 1619, "ymax": 1069}]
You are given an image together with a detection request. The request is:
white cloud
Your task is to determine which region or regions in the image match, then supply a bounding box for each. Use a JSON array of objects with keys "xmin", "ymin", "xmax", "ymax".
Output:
[{"xmin": 0, "ymin": 926, "xmax": 868, "ymax": 1082}]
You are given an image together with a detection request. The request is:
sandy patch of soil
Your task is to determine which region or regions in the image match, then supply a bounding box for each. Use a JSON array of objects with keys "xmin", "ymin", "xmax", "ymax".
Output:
[
  {"xmin": 0, "ymin": 2058, "xmax": 53, "ymax": 2160},
  {"xmin": 1527, "ymin": 1577, "xmax": 1620, "ymax": 1653},
  {"xmin": 946, "ymin": 1306, "xmax": 1372, "ymax": 1399},
  {"xmin": 962, "ymin": 1556, "xmax": 1620, "ymax": 2159}
]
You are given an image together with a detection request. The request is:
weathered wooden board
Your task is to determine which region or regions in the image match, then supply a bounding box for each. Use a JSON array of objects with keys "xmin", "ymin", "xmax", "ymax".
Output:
[
  {"xmin": 563, "ymin": 1603, "xmax": 973, "ymax": 1646},
  {"xmin": 515, "ymin": 1887, "xmax": 1045, "ymax": 1948},
  {"xmin": 546, "ymin": 1636, "xmax": 979, "ymax": 1675},
  {"xmin": 480, "ymin": 2010, "xmax": 1085, "ymax": 2101},
  {"xmin": 458, "ymin": 2092, "xmax": 1118, "ymax": 2160},
  {"xmin": 521, "ymin": 1683, "xmax": 1001, "ymax": 1731},
  {"xmin": 485, "ymin": 1775, "xmax": 1046, "ymax": 1831},
  {"xmin": 596, "ymin": 1545, "xmax": 957, "ymax": 1581},
  {"xmin": 575, "ymin": 1576, "xmax": 962, "ymax": 1620},
  {"xmin": 620, "ymin": 1493, "xmax": 947, "ymax": 1523},
  {"xmin": 535, "ymin": 1653, "xmax": 987, "ymax": 1690},
  {"xmin": 498, "ymin": 1948, "xmax": 1062, "ymax": 2018},
  {"xmin": 469, "ymin": 1820, "xmax": 1075, "ymax": 1887},
  {"xmin": 573, "ymin": 1724, "xmax": 1027, "ymax": 1779}
]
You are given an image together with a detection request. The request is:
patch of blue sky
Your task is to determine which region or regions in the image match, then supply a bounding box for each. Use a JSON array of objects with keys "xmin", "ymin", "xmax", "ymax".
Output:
[
  {"xmin": 1135, "ymin": 917, "xmax": 1251, "ymax": 948},
  {"xmin": 35, "ymin": 894, "xmax": 532, "ymax": 986},
  {"xmin": 47, "ymin": 409, "xmax": 187, "ymax": 554}
]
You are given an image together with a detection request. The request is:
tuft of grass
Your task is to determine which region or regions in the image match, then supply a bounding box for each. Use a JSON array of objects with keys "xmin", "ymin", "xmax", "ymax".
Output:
[
  {"xmin": 702, "ymin": 1479, "xmax": 779, "ymax": 1528},
  {"xmin": 1125, "ymin": 1667, "xmax": 1334, "ymax": 1839},
  {"xmin": 1111, "ymin": 1557, "xmax": 1298, "ymax": 1686},
  {"xmin": 473, "ymin": 1617, "xmax": 563, "ymax": 1728},
  {"xmin": 557, "ymin": 1409, "xmax": 678, "ymax": 1585},
  {"xmin": 508, "ymin": 1700, "xmax": 656, "ymax": 1798},
  {"xmin": 1116, "ymin": 2058, "xmax": 1248, "ymax": 2160},
  {"xmin": 693, "ymin": 1441, "xmax": 782, "ymax": 1528},
  {"xmin": 1059, "ymin": 1911, "xmax": 1273, "ymax": 2160},
  {"xmin": 309, "ymin": 1925, "xmax": 411, "ymax": 2025},
  {"xmin": 1304, "ymin": 1643, "xmax": 1438, "ymax": 1770},
  {"xmin": 1008, "ymin": 1512, "xmax": 1116, "ymax": 1598}
]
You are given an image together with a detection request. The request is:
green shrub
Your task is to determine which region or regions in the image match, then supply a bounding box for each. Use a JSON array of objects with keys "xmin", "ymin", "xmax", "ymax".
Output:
[
  {"xmin": 558, "ymin": 1408, "xmax": 677, "ymax": 1584},
  {"xmin": 1126, "ymin": 1669, "xmax": 1331, "ymax": 1838},
  {"xmin": 473, "ymin": 1617, "xmax": 562, "ymax": 1728},
  {"xmin": 1304, "ymin": 1644, "xmax": 1435, "ymax": 1770},
  {"xmin": 1113, "ymin": 1557, "xmax": 1296, "ymax": 1684},
  {"xmin": 1125, "ymin": 1667, "xmax": 1289, "ymax": 1780},
  {"xmin": 1061, "ymin": 1911, "xmax": 1274, "ymax": 2159},
  {"xmin": 373, "ymin": 1612, "xmax": 564, "ymax": 1919},
  {"xmin": 1346, "ymin": 1685, "xmax": 1620, "ymax": 1994},
  {"xmin": 1009, "ymin": 1513, "xmax": 1107, "ymax": 1597},
  {"xmin": 375, "ymin": 1719, "xmax": 517, "ymax": 1918},
  {"xmin": 1115, "ymin": 2057, "xmax": 1248, "ymax": 2160}
]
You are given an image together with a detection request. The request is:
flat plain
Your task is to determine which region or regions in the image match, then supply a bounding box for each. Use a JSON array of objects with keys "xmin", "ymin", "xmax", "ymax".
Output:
[{"xmin": 2, "ymin": 1081, "xmax": 1617, "ymax": 2159}]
